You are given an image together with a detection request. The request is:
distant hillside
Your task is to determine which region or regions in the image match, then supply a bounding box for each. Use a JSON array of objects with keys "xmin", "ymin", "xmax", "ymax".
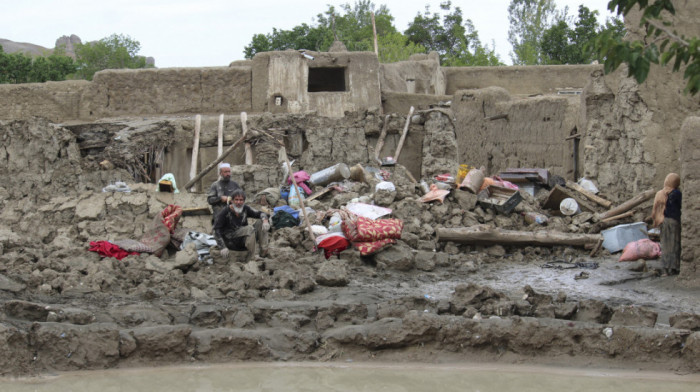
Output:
[
  {"xmin": 0, "ymin": 35, "xmax": 154, "ymax": 66},
  {"xmin": 0, "ymin": 38, "xmax": 54, "ymax": 56}
]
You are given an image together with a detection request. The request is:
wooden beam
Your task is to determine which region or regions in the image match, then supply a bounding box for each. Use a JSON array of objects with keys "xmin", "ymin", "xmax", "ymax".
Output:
[
  {"xmin": 183, "ymin": 134, "xmax": 246, "ymax": 192},
  {"xmin": 189, "ymin": 114, "xmax": 201, "ymax": 192},
  {"xmin": 566, "ymin": 180, "xmax": 612, "ymax": 208},
  {"xmin": 394, "ymin": 106, "xmax": 414, "ymax": 161},
  {"xmin": 374, "ymin": 114, "xmax": 390, "ymax": 164},
  {"xmin": 436, "ymin": 227, "xmax": 601, "ymax": 247},
  {"xmin": 241, "ymin": 112, "xmax": 253, "ymax": 165},
  {"xmin": 601, "ymin": 210, "xmax": 634, "ymax": 223},
  {"xmin": 598, "ymin": 188, "xmax": 655, "ymax": 220},
  {"xmin": 217, "ymin": 114, "xmax": 224, "ymax": 157}
]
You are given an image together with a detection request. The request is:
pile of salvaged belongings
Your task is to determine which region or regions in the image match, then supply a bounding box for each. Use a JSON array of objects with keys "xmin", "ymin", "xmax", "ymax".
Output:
[
  {"xmin": 311, "ymin": 206, "xmax": 403, "ymax": 259},
  {"xmin": 89, "ymin": 204, "xmax": 184, "ymax": 259}
]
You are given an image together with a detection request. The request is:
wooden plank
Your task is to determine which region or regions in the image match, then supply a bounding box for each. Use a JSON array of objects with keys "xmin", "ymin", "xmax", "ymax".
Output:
[
  {"xmin": 306, "ymin": 187, "xmax": 334, "ymax": 202},
  {"xmin": 182, "ymin": 207, "xmax": 211, "ymax": 216},
  {"xmin": 542, "ymin": 185, "xmax": 595, "ymax": 213},
  {"xmin": 566, "ymin": 180, "xmax": 612, "ymax": 208}
]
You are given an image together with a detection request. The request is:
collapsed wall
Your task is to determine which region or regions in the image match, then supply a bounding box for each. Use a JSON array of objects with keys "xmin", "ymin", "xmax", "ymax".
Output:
[{"xmin": 451, "ymin": 87, "xmax": 580, "ymax": 180}]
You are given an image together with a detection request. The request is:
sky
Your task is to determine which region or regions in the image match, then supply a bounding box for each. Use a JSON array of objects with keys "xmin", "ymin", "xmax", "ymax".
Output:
[{"xmin": 2, "ymin": 0, "xmax": 618, "ymax": 68}]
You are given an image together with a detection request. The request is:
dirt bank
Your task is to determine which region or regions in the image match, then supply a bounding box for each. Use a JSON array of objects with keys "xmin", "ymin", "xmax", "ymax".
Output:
[{"xmin": 0, "ymin": 117, "xmax": 698, "ymax": 376}]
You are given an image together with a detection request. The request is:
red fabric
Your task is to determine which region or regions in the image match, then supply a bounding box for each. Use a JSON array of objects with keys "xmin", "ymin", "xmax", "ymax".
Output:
[
  {"xmin": 317, "ymin": 235, "xmax": 351, "ymax": 259},
  {"xmin": 89, "ymin": 241, "xmax": 139, "ymax": 260},
  {"xmin": 352, "ymin": 217, "xmax": 403, "ymax": 242},
  {"xmin": 161, "ymin": 204, "xmax": 183, "ymax": 233},
  {"xmin": 353, "ymin": 238, "xmax": 396, "ymax": 256},
  {"xmin": 287, "ymin": 171, "xmax": 312, "ymax": 195}
]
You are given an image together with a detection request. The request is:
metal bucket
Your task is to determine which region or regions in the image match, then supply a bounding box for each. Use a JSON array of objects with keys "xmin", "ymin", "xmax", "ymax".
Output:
[{"xmin": 309, "ymin": 163, "xmax": 350, "ymax": 186}]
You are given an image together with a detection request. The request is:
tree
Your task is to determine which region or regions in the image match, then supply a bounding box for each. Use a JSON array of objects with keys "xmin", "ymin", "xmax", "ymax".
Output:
[
  {"xmin": 405, "ymin": 1, "xmax": 502, "ymax": 66},
  {"xmin": 541, "ymin": 5, "xmax": 625, "ymax": 65},
  {"xmin": 75, "ymin": 34, "xmax": 151, "ymax": 80},
  {"xmin": 507, "ymin": 0, "xmax": 558, "ymax": 65},
  {"xmin": 593, "ymin": 0, "xmax": 700, "ymax": 95},
  {"xmin": 375, "ymin": 32, "xmax": 426, "ymax": 63},
  {"xmin": 0, "ymin": 51, "xmax": 32, "ymax": 84},
  {"xmin": 245, "ymin": 1, "xmax": 404, "ymax": 59},
  {"xmin": 316, "ymin": 1, "xmax": 398, "ymax": 52},
  {"xmin": 0, "ymin": 45, "xmax": 76, "ymax": 84}
]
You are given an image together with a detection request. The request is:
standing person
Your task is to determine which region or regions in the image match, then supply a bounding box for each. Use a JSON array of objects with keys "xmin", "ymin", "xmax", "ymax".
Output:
[
  {"xmin": 207, "ymin": 163, "xmax": 241, "ymax": 226},
  {"xmin": 651, "ymin": 173, "xmax": 682, "ymax": 276},
  {"xmin": 214, "ymin": 189, "xmax": 270, "ymax": 261}
]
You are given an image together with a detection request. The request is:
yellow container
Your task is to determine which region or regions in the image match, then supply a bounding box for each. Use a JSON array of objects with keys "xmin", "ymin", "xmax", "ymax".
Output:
[{"xmin": 456, "ymin": 164, "xmax": 471, "ymax": 185}]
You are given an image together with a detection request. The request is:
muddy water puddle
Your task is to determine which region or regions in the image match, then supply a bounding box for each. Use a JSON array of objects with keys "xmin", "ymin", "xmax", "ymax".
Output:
[{"xmin": 2, "ymin": 363, "xmax": 698, "ymax": 392}]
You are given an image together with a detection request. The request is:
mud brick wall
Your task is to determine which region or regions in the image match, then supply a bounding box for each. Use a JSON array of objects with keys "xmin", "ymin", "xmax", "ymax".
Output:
[
  {"xmin": 679, "ymin": 117, "xmax": 700, "ymax": 285},
  {"xmin": 443, "ymin": 64, "xmax": 601, "ymax": 96},
  {"xmin": 80, "ymin": 66, "xmax": 252, "ymax": 119},
  {"xmin": 0, "ymin": 80, "xmax": 89, "ymax": 122},
  {"xmin": 451, "ymin": 87, "xmax": 580, "ymax": 179}
]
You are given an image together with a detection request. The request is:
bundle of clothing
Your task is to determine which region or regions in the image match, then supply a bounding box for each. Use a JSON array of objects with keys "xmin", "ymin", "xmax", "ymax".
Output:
[
  {"xmin": 314, "ymin": 208, "xmax": 403, "ymax": 259},
  {"xmin": 89, "ymin": 204, "xmax": 184, "ymax": 260}
]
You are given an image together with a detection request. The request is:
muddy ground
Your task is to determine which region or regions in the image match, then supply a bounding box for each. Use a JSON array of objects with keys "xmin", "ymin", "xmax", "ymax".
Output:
[{"xmin": 0, "ymin": 117, "xmax": 699, "ymax": 376}]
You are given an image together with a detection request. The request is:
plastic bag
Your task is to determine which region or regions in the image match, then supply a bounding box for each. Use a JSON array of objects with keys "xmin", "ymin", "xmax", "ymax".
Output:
[
  {"xmin": 578, "ymin": 177, "xmax": 599, "ymax": 194},
  {"xmin": 375, "ymin": 181, "xmax": 396, "ymax": 192},
  {"xmin": 328, "ymin": 213, "xmax": 343, "ymax": 233},
  {"xmin": 287, "ymin": 184, "xmax": 305, "ymax": 209},
  {"xmin": 619, "ymin": 239, "xmax": 661, "ymax": 262}
]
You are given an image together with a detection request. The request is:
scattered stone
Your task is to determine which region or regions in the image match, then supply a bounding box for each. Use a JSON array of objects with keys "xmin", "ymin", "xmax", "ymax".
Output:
[
  {"xmin": 669, "ymin": 312, "xmax": 700, "ymax": 330},
  {"xmin": 315, "ymin": 260, "xmax": 349, "ymax": 287}
]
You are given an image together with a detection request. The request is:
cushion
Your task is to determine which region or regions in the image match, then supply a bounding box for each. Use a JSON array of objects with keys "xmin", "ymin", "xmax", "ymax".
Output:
[
  {"xmin": 353, "ymin": 238, "xmax": 396, "ymax": 256},
  {"xmin": 353, "ymin": 216, "xmax": 403, "ymax": 242}
]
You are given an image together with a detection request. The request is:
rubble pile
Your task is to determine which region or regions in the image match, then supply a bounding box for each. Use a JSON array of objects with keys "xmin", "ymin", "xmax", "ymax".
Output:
[{"xmin": 0, "ymin": 117, "xmax": 698, "ymax": 376}]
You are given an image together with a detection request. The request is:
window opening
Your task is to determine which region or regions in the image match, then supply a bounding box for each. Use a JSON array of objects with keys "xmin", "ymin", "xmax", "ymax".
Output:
[{"xmin": 308, "ymin": 67, "xmax": 346, "ymax": 92}]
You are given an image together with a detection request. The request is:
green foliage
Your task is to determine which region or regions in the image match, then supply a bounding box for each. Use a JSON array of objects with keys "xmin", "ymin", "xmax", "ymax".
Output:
[
  {"xmin": 244, "ymin": 1, "xmax": 389, "ymax": 58},
  {"xmin": 374, "ymin": 32, "xmax": 427, "ymax": 63},
  {"xmin": 593, "ymin": 0, "xmax": 699, "ymax": 95},
  {"xmin": 404, "ymin": 1, "xmax": 502, "ymax": 66},
  {"xmin": 507, "ymin": 0, "xmax": 558, "ymax": 65},
  {"xmin": 75, "ymin": 34, "xmax": 151, "ymax": 80},
  {"xmin": 0, "ymin": 45, "xmax": 76, "ymax": 84},
  {"xmin": 541, "ymin": 5, "xmax": 624, "ymax": 65},
  {"xmin": 243, "ymin": 0, "xmax": 499, "ymax": 65}
]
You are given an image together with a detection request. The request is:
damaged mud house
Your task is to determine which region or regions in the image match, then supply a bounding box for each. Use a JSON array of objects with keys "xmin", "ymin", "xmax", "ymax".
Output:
[{"xmin": 0, "ymin": 4, "xmax": 699, "ymax": 376}]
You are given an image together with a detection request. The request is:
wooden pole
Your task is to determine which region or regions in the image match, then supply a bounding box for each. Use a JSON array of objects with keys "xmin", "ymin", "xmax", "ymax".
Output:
[
  {"xmin": 241, "ymin": 112, "xmax": 253, "ymax": 165},
  {"xmin": 566, "ymin": 180, "xmax": 612, "ymax": 208},
  {"xmin": 189, "ymin": 114, "xmax": 201, "ymax": 192},
  {"xmin": 279, "ymin": 147, "xmax": 316, "ymax": 243},
  {"xmin": 436, "ymin": 227, "xmax": 601, "ymax": 247},
  {"xmin": 394, "ymin": 106, "xmax": 414, "ymax": 161},
  {"xmin": 598, "ymin": 188, "xmax": 655, "ymax": 220},
  {"xmin": 374, "ymin": 114, "xmax": 390, "ymax": 164},
  {"xmin": 217, "ymin": 114, "xmax": 224, "ymax": 157},
  {"xmin": 600, "ymin": 210, "xmax": 634, "ymax": 223},
  {"xmin": 371, "ymin": 12, "xmax": 379, "ymax": 56},
  {"xmin": 183, "ymin": 134, "xmax": 246, "ymax": 192}
]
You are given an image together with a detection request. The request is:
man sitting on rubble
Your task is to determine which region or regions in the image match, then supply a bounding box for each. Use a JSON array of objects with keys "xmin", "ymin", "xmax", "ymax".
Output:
[
  {"xmin": 213, "ymin": 189, "xmax": 270, "ymax": 261},
  {"xmin": 207, "ymin": 162, "xmax": 241, "ymax": 226}
]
